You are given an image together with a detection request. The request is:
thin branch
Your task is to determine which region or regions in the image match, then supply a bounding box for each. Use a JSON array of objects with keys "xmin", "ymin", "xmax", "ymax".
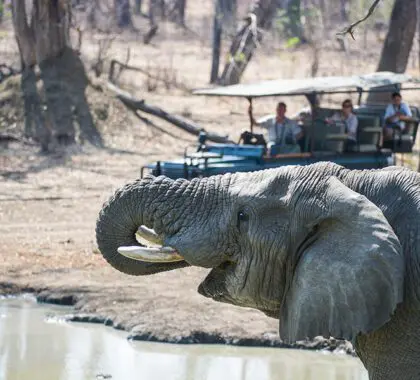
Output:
[{"xmin": 336, "ymin": 0, "xmax": 381, "ymax": 40}]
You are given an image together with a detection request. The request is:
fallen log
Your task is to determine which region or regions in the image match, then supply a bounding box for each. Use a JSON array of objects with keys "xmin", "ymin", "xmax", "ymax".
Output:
[
  {"xmin": 0, "ymin": 133, "xmax": 20, "ymax": 143},
  {"xmin": 107, "ymin": 82, "xmax": 233, "ymax": 144}
]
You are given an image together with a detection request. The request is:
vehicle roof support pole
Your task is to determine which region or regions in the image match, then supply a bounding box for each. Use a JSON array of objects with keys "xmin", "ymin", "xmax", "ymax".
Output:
[
  {"xmin": 357, "ymin": 87, "xmax": 362, "ymax": 106},
  {"xmin": 305, "ymin": 92, "xmax": 318, "ymax": 154},
  {"xmin": 247, "ymin": 97, "xmax": 254, "ymax": 133}
]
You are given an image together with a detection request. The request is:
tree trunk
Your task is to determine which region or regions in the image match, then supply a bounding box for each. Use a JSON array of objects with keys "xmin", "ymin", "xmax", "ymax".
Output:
[
  {"xmin": 40, "ymin": 48, "xmax": 102, "ymax": 146},
  {"xmin": 31, "ymin": 0, "xmax": 74, "ymax": 145},
  {"xmin": 114, "ymin": 0, "xmax": 132, "ymax": 28},
  {"xmin": 87, "ymin": 0, "xmax": 97, "ymax": 27},
  {"xmin": 37, "ymin": 0, "xmax": 101, "ymax": 147},
  {"xmin": 159, "ymin": 0, "xmax": 166, "ymax": 18},
  {"xmin": 21, "ymin": 67, "xmax": 51, "ymax": 151},
  {"xmin": 417, "ymin": 0, "xmax": 420, "ymax": 75},
  {"xmin": 178, "ymin": 0, "xmax": 186, "ymax": 24},
  {"xmin": 376, "ymin": 0, "xmax": 417, "ymax": 73},
  {"xmin": 0, "ymin": 0, "xmax": 4, "ymax": 23},
  {"xmin": 340, "ymin": 0, "xmax": 348, "ymax": 22},
  {"xmin": 367, "ymin": 0, "xmax": 417, "ymax": 104},
  {"xmin": 318, "ymin": 0, "xmax": 327, "ymax": 38},
  {"xmin": 210, "ymin": 0, "xmax": 223, "ymax": 83},
  {"xmin": 210, "ymin": 0, "xmax": 239, "ymax": 83},
  {"xmin": 11, "ymin": 0, "xmax": 50, "ymax": 150},
  {"xmin": 149, "ymin": 0, "xmax": 157, "ymax": 24},
  {"xmin": 11, "ymin": 0, "xmax": 101, "ymax": 150},
  {"xmin": 219, "ymin": 0, "xmax": 279, "ymax": 85},
  {"xmin": 134, "ymin": 0, "xmax": 142, "ymax": 14},
  {"xmin": 169, "ymin": 0, "xmax": 186, "ymax": 25}
]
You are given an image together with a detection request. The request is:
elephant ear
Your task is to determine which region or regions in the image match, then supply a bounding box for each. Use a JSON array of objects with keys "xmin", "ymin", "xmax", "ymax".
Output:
[{"xmin": 280, "ymin": 176, "xmax": 405, "ymax": 344}]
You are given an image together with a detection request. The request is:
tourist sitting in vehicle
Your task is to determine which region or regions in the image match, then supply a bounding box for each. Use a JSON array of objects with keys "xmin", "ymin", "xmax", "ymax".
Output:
[
  {"xmin": 248, "ymin": 101, "xmax": 304, "ymax": 155},
  {"xmin": 382, "ymin": 92, "xmax": 412, "ymax": 149},
  {"xmin": 325, "ymin": 99, "xmax": 358, "ymax": 152}
]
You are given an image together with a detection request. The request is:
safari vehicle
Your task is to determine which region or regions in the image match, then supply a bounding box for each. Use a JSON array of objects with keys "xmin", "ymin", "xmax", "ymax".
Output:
[{"xmin": 141, "ymin": 72, "xmax": 420, "ymax": 180}]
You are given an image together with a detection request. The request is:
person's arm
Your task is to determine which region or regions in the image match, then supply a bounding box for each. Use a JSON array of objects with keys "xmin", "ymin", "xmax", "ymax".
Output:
[
  {"xmin": 257, "ymin": 117, "xmax": 274, "ymax": 129},
  {"xmin": 397, "ymin": 103, "xmax": 413, "ymax": 122}
]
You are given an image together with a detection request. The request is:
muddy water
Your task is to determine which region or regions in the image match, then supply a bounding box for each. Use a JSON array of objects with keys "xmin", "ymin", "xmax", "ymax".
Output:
[{"xmin": 0, "ymin": 296, "xmax": 368, "ymax": 380}]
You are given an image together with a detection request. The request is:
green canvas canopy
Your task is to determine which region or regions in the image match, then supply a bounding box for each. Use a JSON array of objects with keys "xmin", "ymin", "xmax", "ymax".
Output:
[{"xmin": 193, "ymin": 72, "xmax": 418, "ymax": 98}]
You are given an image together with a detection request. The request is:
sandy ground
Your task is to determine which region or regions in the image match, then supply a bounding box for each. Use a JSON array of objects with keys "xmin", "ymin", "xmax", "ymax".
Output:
[{"xmin": 0, "ymin": 2, "xmax": 418, "ymax": 354}]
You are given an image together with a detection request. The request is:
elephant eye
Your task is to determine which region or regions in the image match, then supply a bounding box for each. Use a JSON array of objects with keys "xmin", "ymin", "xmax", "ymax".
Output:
[{"xmin": 237, "ymin": 210, "xmax": 249, "ymax": 229}]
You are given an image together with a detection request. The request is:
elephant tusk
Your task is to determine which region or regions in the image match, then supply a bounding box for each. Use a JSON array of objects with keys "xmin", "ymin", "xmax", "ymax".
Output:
[
  {"xmin": 117, "ymin": 245, "xmax": 184, "ymax": 263},
  {"xmin": 135, "ymin": 225, "xmax": 163, "ymax": 246}
]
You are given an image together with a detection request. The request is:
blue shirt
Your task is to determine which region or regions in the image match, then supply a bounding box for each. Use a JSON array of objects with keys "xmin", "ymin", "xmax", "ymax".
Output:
[{"xmin": 384, "ymin": 102, "xmax": 412, "ymax": 130}]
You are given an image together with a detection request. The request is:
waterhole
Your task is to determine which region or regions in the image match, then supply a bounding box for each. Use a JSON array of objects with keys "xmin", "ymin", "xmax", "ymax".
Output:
[{"xmin": 0, "ymin": 296, "xmax": 368, "ymax": 380}]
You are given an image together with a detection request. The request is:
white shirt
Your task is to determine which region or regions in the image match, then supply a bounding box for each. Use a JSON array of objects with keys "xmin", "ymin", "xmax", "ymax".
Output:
[
  {"xmin": 384, "ymin": 102, "xmax": 412, "ymax": 130},
  {"xmin": 258, "ymin": 116, "xmax": 302, "ymax": 145},
  {"xmin": 331, "ymin": 112, "xmax": 358, "ymax": 142}
]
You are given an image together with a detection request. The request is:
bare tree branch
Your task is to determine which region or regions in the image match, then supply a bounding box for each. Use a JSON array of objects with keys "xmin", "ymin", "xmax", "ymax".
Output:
[{"xmin": 336, "ymin": 0, "xmax": 381, "ymax": 40}]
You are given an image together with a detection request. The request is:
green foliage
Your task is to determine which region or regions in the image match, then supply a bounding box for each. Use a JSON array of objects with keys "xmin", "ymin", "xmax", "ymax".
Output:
[
  {"xmin": 285, "ymin": 37, "xmax": 300, "ymax": 49},
  {"xmin": 234, "ymin": 52, "xmax": 246, "ymax": 63},
  {"xmin": 225, "ymin": 52, "xmax": 246, "ymax": 64},
  {"xmin": 0, "ymin": 1, "xmax": 12, "ymax": 22},
  {"xmin": 274, "ymin": 2, "xmax": 320, "ymax": 43}
]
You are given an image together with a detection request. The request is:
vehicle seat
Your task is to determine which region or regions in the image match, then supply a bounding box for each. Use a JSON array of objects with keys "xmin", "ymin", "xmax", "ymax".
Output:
[
  {"xmin": 390, "ymin": 119, "xmax": 419, "ymax": 153},
  {"xmin": 324, "ymin": 122, "xmax": 347, "ymax": 153},
  {"xmin": 311, "ymin": 120, "xmax": 347, "ymax": 153},
  {"xmin": 356, "ymin": 114, "xmax": 381, "ymax": 152}
]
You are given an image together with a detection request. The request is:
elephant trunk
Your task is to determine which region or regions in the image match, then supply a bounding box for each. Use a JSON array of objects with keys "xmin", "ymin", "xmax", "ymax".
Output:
[{"xmin": 95, "ymin": 175, "xmax": 190, "ymax": 276}]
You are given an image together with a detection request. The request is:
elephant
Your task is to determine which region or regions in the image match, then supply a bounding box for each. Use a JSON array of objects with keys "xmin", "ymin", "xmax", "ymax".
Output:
[{"xmin": 95, "ymin": 161, "xmax": 420, "ymax": 380}]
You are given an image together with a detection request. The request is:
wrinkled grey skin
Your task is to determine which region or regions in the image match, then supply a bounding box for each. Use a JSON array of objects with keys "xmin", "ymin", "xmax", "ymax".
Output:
[{"xmin": 96, "ymin": 162, "xmax": 420, "ymax": 380}]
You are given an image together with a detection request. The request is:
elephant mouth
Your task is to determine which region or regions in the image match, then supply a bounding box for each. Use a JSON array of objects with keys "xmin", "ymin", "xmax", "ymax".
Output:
[
  {"xmin": 198, "ymin": 275, "xmax": 279, "ymax": 318},
  {"xmin": 117, "ymin": 225, "xmax": 185, "ymax": 264},
  {"xmin": 197, "ymin": 279, "xmax": 230, "ymax": 302},
  {"xmin": 197, "ymin": 262, "xmax": 237, "ymax": 302}
]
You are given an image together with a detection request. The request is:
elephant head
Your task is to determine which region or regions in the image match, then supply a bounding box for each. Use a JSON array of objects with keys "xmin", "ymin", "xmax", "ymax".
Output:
[{"xmin": 96, "ymin": 166, "xmax": 404, "ymax": 344}]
